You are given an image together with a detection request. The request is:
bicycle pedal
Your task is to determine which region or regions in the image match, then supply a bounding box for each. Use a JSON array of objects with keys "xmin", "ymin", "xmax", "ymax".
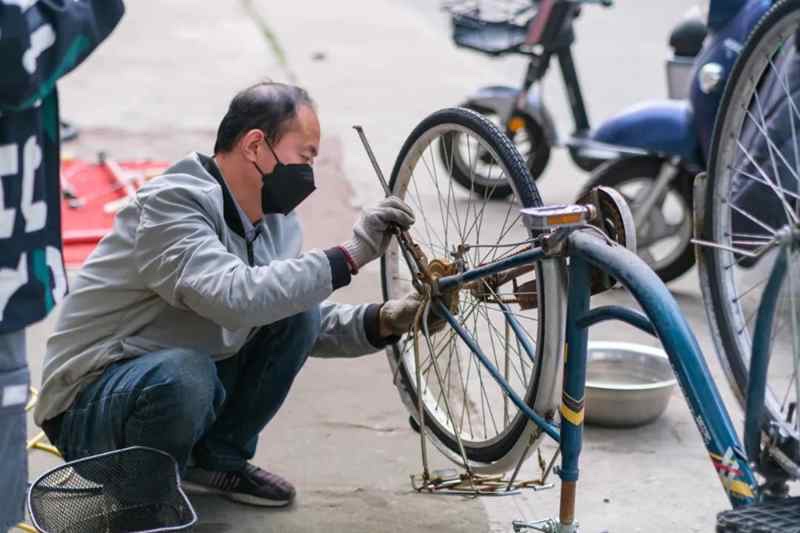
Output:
[
  {"xmin": 716, "ymin": 497, "xmax": 800, "ymax": 532},
  {"xmin": 521, "ymin": 204, "xmax": 595, "ymax": 230}
]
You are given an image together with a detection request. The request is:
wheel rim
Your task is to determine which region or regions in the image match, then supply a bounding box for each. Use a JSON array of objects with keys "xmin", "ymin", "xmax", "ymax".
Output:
[
  {"xmin": 617, "ymin": 177, "xmax": 692, "ymax": 273},
  {"xmin": 385, "ymin": 121, "xmax": 544, "ymax": 450},
  {"xmin": 708, "ymin": 8, "xmax": 800, "ymax": 443}
]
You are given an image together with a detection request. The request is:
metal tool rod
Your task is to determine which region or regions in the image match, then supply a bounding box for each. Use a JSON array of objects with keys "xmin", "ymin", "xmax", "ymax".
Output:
[
  {"xmin": 352, "ymin": 125, "xmax": 426, "ymax": 293},
  {"xmin": 353, "ymin": 125, "xmax": 391, "ymax": 196}
]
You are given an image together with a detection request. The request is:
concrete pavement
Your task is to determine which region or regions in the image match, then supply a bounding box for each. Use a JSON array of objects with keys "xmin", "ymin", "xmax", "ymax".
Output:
[{"xmin": 20, "ymin": 1, "xmax": 744, "ymax": 532}]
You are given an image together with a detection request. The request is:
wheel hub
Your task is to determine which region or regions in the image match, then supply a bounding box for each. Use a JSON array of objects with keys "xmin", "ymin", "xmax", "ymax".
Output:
[{"xmin": 426, "ymin": 258, "xmax": 460, "ymax": 315}]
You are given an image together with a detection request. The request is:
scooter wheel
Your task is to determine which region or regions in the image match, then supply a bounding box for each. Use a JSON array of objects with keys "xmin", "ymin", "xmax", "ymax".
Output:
[
  {"xmin": 577, "ymin": 155, "xmax": 695, "ymax": 284},
  {"xmin": 439, "ymin": 104, "xmax": 551, "ymax": 200}
]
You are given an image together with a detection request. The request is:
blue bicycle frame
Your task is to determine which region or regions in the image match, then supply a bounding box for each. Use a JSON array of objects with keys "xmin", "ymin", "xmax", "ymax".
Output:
[{"xmin": 433, "ymin": 227, "xmax": 765, "ymax": 527}]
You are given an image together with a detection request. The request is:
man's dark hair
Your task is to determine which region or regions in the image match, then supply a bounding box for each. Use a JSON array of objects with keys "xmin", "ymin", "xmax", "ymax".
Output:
[{"xmin": 214, "ymin": 82, "xmax": 315, "ymax": 154}]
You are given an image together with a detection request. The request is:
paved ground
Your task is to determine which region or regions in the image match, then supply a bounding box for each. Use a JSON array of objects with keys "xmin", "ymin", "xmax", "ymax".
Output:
[{"xmin": 18, "ymin": 1, "xmax": 753, "ymax": 532}]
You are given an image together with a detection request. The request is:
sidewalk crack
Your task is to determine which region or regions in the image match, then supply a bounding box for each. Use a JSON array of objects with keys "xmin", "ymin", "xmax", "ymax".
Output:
[{"xmin": 240, "ymin": 0, "xmax": 298, "ymax": 83}]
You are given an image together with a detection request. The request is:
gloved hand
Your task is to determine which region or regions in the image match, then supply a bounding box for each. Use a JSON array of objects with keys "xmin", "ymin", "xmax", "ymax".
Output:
[
  {"xmin": 379, "ymin": 292, "xmax": 447, "ymax": 337},
  {"xmin": 341, "ymin": 196, "xmax": 415, "ymax": 270}
]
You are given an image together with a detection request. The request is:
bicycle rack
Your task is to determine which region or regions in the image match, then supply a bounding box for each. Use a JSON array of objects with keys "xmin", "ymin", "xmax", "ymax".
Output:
[{"xmin": 409, "ymin": 442, "xmax": 559, "ymax": 497}]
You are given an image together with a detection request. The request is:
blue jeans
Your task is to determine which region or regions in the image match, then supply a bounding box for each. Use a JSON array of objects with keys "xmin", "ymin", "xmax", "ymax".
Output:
[
  {"xmin": 44, "ymin": 307, "xmax": 321, "ymax": 473},
  {"xmin": 0, "ymin": 330, "xmax": 28, "ymax": 533}
]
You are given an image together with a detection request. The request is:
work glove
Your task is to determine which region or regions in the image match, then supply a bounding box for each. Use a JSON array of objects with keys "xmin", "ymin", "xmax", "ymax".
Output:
[
  {"xmin": 341, "ymin": 196, "xmax": 415, "ymax": 270},
  {"xmin": 379, "ymin": 292, "xmax": 447, "ymax": 337}
]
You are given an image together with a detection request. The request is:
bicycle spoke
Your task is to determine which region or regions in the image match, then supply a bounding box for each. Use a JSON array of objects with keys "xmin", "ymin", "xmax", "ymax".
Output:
[
  {"xmin": 490, "ymin": 242, "xmax": 534, "ymax": 264},
  {"xmin": 470, "ymin": 299, "xmax": 499, "ymax": 439},
  {"xmin": 454, "ymin": 332, "xmax": 476, "ymax": 439},
  {"xmin": 490, "ymin": 214, "xmax": 525, "ymax": 263},
  {"xmin": 419, "ymin": 329, "xmax": 458, "ymax": 382},
  {"xmin": 480, "ymin": 304, "xmax": 541, "ymax": 324},
  {"xmin": 462, "ymin": 164, "xmax": 502, "ymax": 256},
  {"xmin": 477, "ymin": 294, "xmax": 508, "ymax": 386},
  {"xmin": 732, "ymin": 276, "xmax": 770, "ymax": 304},
  {"xmin": 728, "ymin": 164, "xmax": 800, "ymax": 203},
  {"xmin": 418, "ymin": 298, "xmax": 482, "ymax": 377},
  {"xmin": 409, "ymin": 175, "xmax": 447, "ymax": 252},
  {"xmin": 481, "ymin": 209, "xmax": 523, "ymax": 266},
  {"xmin": 479, "ymin": 199, "xmax": 517, "ymax": 265},
  {"xmin": 478, "ymin": 303, "xmax": 529, "ymax": 387},
  {"xmin": 767, "ymin": 53, "xmax": 800, "ymax": 183},
  {"xmin": 735, "ymin": 136, "xmax": 798, "ymax": 225},
  {"xmin": 449, "ymin": 137, "xmax": 469, "ymax": 245},
  {"xmin": 726, "ymin": 199, "xmax": 778, "ymax": 239},
  {"xmin": 422, "ymin": 146, "xmax": 459, "ymax": 247},
  {"xmin": 434, "ymin": 330, "xmax": 458, "ymax": 415},
  {"xmin": 753, "ymin": 85, "xmax": 800, "ymax": 190}
]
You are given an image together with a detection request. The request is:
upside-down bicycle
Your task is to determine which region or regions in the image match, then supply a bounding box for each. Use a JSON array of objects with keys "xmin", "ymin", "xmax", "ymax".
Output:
[{"xmin": 377, "ymin": 0, "xmax": 800, "ymax": 522}]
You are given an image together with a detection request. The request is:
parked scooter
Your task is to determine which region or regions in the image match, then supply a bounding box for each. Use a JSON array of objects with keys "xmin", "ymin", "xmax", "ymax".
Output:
[{"xmin": 444, "ymin": 0, "xmax": 771, "ymax": 282}]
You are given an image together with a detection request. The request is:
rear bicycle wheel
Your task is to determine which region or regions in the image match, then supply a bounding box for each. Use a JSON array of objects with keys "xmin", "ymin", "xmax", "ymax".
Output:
[
  {"xmin": 700, "ymin": 0, "xmax": 800, "ymax": 475},
  {"xmin": 381, "ymin": 107, "xmax": 563, "ymax": 473}
]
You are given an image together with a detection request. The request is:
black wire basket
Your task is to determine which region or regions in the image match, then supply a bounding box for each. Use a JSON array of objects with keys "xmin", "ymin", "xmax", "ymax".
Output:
[
  {"xmin": 27, "ymin": 446, "xmax": 197, "ymax": 533},
  {"xmin": 446, "ymin": 0, "xmax": 538, "ymax": 56}
]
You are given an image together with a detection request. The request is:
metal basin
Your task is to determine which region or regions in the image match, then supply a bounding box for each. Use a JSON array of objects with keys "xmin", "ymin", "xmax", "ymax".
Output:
[{"xmin": 584, "ymin": 341, "xmax": 677, "ymax": 428}]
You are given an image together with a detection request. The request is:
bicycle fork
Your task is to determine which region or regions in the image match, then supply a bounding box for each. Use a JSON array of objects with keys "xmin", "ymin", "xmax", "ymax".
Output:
[
  {"xmin": 557, "ymin": 254, "xmax": 592, "ymax": 532},
  {"xmin": 513, "ymin": 249, "xmax": 590, "ymax": 533}
]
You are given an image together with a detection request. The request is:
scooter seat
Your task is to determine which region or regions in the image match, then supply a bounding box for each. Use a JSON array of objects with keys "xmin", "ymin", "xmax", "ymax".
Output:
[{"xmin": 592, "ymin": 100, "xmax": 700, "ymax": 164}]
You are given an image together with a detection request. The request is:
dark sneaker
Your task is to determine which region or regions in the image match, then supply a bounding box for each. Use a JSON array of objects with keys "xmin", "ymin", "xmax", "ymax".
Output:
[{"xmin": 182, "ymin": 463, "xmax": 295, "ymax": 507}]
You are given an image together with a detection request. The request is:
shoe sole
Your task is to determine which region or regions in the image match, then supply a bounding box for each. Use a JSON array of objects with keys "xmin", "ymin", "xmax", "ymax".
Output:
[{"xmin": 181, "ymin": 480, "xmax": 292, "ymax": 508}]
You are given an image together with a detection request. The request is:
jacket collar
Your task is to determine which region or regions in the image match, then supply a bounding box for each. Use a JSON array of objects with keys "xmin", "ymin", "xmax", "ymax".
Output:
[{"xmin": 198, "ymin": 153, "xmax": 246, "ymax": 239}]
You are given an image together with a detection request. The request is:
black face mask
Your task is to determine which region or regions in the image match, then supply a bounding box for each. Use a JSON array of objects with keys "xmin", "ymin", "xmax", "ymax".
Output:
[{"xmin": 254, "ymin": 139, "xmax": 316, "ymax": 215}]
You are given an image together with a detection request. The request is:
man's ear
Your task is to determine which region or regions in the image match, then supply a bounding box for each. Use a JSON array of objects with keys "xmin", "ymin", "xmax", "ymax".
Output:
[{"xmin": 239, "ymin": 129, "xmax": 265, "ymax": 164}]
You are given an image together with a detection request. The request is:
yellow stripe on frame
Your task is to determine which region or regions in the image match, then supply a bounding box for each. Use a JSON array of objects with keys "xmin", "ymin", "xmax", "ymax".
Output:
[
  {"xmin": 560, "ymin": 403, "xmax": 584, "ymax": 426},
  {"xmin": 725, "ymin": 479, "xmax": 755, "ymax": 498}
]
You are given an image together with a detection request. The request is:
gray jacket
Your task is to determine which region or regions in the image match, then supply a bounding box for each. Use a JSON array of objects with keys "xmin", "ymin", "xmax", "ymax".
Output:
[{"xmin": 35, "ymin": 153, "xmax": 388, "ymax": 426}]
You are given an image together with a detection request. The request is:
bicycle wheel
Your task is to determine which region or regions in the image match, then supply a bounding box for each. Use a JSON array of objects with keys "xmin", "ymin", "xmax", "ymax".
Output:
[
  {"xmin": 439, "ymin": 103, "xmax": 552, "ymax": 199},
  {"xmin": 381, "ymin": 107, "xmax": 563, "ymax": 473},
  {"xmin": 578, "ymin": 156, "xmax": 695, "ymax": 283},
  {"xmin": 701, "ymin": 0, "xmax": 800, "ymax": 456}
]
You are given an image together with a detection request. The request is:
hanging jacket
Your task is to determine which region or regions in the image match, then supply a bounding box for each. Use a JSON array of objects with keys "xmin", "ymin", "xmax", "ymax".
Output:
[{"xmin": 0, "ymin": 0, "xmax": 125, "ymax": 334}]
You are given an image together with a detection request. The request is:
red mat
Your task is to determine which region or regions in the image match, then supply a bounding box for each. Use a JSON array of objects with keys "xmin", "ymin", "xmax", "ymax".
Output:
[{"xmin": 60, "ymin": 158, "xmax": 169, "ymax": 268}]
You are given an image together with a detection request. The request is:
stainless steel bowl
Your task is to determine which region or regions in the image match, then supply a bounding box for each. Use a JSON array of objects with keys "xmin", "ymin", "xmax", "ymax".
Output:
[{"xmin": 584, "ymin": 341, "xmax": 677, "ymax": 428}]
